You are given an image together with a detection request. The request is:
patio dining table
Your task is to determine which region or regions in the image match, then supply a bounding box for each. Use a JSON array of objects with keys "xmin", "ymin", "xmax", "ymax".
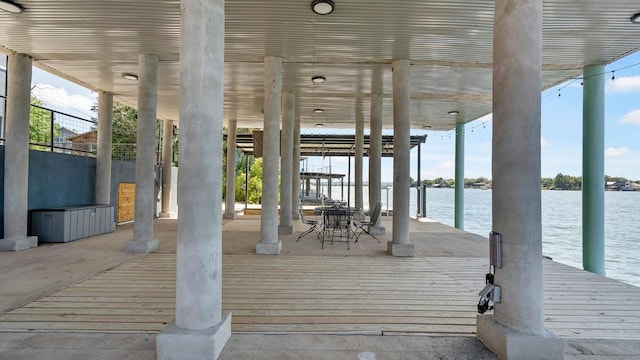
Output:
[{"xmin": 314, "ymin": 206, "xmax": 359, "ymax": 249}]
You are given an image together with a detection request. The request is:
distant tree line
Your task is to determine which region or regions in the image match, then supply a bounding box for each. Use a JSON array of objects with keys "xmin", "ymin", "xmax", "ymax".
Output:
[{"xmin": 411, "ymin": 174, "xmax": 639, "ymax": 190}]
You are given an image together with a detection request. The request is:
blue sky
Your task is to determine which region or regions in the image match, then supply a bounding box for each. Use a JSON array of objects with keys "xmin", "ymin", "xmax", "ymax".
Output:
[{"xmin": 28, "ymin": 51, "xmax": 640, "ymax": 182}]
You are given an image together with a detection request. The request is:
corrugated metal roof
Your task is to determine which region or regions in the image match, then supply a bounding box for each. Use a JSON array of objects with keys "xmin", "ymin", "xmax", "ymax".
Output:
[{"xmin": 0, "ymin": 0, "xmax": 639, "ymax": 130}]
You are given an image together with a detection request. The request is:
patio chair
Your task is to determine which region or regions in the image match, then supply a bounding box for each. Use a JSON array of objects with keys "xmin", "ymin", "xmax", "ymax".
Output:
[
  {"xmin": 352, "ymin": 202, "xmax": 382, "ymax": 243},
  {"xmin": 297, "ymin": 208, "xmax": 321, "ymax": 242},
  {"xmin": 322, "ymin": 208, "xmax": 351, "ymax": 250}
]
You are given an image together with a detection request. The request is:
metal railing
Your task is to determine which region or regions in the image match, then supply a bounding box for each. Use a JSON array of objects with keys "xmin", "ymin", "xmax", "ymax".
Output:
[{"xmin": 0, "ymin": 95, "xmax": 162, "ymax": 162}]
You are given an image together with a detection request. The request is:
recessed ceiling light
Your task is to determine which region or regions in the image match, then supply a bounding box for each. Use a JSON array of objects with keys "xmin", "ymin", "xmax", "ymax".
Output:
[
  {"xmin": 312, "ymin": 75, "xmax": 326, "ymax": 83},
  {"xmin": 0, "ymin": 0, "xmax": 24, "ymax": 13},
  {"xmin": 423, "ymin": 125, "xmax": 432, "ymax": 129},
  {"xmin": 631, "ymin": 12, "xmax": 640, "ymax": 24},
  {"xmin": 122, "ymin": 72, "xmax": 138, "ymax": 81},
  {"xmin": 311, "ymin": 0, "xmax": 335, "ymax": 15},
  {"xmin": 315, "ymin": 123, "xmax": 324, "ymax": 128},
  {"xmin": 448, "ymin": 110, "xmax": 460, "ymax": 116},
  {"xmin": 314, "ymin": 108, "xmax": 325, "ymax": 113}
]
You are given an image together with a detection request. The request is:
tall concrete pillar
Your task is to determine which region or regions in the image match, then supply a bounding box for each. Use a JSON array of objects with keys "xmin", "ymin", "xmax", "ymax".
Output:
[
  {"xmin": 124, "ymin": 54, "xmax": 160, "ymax": 253},
  {"xmin": 582, "ymin": 65, "xmax": 605, "ymax": 276},
  {"xmin": 454, "ymin": 121, "xmax": 465, "ymax": 230},
  {"xmin": 369, "ymin": 93, "xmax": 384, "ymax": 234},
  {"xmin": 388, "ymin": 59, "xmax": 414, "ymax": 257},
  {"xmin": 156, "ymin": 0, "xmax": 231, "ymax": 359},
  {"xmin": 476, "ymin": 1, "xmax": 564, "ymax": 359},
  {"xmin": 160, "ymin": 119, "xmax": 174, "ymax": 218},
  {"xmin": 354, "ymin": 99, "xmax": 365, "ymax": 219},
  {"xmin": 0, "ymin": 54, "xmax": 37, "ymax": 252},
  {"xmin": 96, "ymin": 91, "xmax": 113, "ymax": 206},
  {"xmin": 223, "ymin": 118, "xmax": 237, "ymax": 220},
  {"xmin": 256, "ymin": 56, "xmax": 282, "ymax": 254},
  {"xmin": 292, "ymin": 110, "xmax": 301, "ymax": 220},
  {"xmin": 279, "ymin": 92, "xmax": 294, "ymax": 234}
]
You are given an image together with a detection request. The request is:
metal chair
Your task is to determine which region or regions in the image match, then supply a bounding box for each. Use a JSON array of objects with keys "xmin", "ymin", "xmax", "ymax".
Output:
[
  {"xmin": 297, "ymin": 208, "xmax": 321, "ymax": 242},
  {"xmin": 352, "ymin": 202, "xmax": 382, "ymax": 243},
  {"xmin": 322, "ymin": 208, "xmax": 351, "ymax": 249}
]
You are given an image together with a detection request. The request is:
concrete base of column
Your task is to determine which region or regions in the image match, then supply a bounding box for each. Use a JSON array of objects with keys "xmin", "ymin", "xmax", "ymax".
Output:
[
  {"xmin": 278, "ymin": 225, "xmax": 293, "ymax": 235},
  {"xmin": 0, "ymin": 236, "xmax": 38, "ymax": 252},
  {"xmin": 222, "ymin": 213, "xmax": 237, "ymax": 220},
  {"xmin": 387, "ymin": 241, "xmax": 415, "ymax": 257},
  {"xmin": 124, "ymin": 239, "xmax": 159, "ymax": 253},
  {"xmin": 256, "ymin": 241, "xmax": 282, "ymax": 255},
  {"xmin": 159, "ymin": 212, "xmax": 174, "ymax": 218},
  {"xmin": 157, "ymin": 311, "xmax": 232, "ymax": 360},
  {"xmin": 477, "ymin": 315, "xmax": 565, "ymax": 360},
  {"xmin": 368, "ymin": 225, "xmax": 385, "ymax": 235}
]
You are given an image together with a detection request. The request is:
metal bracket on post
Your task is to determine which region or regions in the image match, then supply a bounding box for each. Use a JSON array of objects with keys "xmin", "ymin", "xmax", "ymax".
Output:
[{"xmin": 489, "ymin": 231, "xmax": 502, "ymax": 269}]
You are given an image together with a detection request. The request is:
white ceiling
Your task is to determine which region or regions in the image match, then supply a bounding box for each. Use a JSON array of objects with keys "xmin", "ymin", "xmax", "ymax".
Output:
[{"xmin": 1, "ymin": 0, "xmax": 639, "ymax": 131}]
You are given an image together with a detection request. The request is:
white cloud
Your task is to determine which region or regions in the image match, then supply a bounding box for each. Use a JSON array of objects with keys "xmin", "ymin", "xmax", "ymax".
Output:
[
  {"xmin": 423, "ymin": 161, "xmax": 455, "ymax": 179},
  {"xmin": 31, "ymin": 84, "xmax": 95, "ymax": 118},
  {"xmin": 541, "ymin": 138, "xmax": 552, "ymax": 148},
  {"xmin": 621, "ymin": 109, "xmax": 640, "ymax": 125},
  {"xmin": 605, "ymin": 147, "xmax": 631, "ymax": 157},
  {"xmin": 607, "ymin": 75, "xmax": 640, "ymax": 93}
]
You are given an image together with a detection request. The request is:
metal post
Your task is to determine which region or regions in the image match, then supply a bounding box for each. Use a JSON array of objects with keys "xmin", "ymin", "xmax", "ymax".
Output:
[
  {"xmin": 454, "ymin": 122, "xmax": 465, "ymax": 229},
  {"xmin": 50, "ymin": 110, "xmax": 55, "ymax": 151},
  {"xmin": 417, "ymin": 142, "xmax": 421, "ymax": 216},
  {"xmin": 582, "ymin": 64, "xmax": 605, "ymax": 276}
]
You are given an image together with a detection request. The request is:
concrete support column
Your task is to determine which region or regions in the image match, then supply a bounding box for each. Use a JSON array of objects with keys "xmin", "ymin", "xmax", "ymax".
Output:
[
  {"xmin": 582, "ymin": 65, "xmax": 605, "ymax": 276},
  {"xmin": 292, "ymin": 111, "xmax": 301, "ymax": 220},
  {"xmin": 156, "ymin": 0, "xmax": 231, "ymax": 358},
  {"xmin": 354, "ymin": 100, "xmax": 365, "ymax": 220},
  {"xmin": 454, "ymin": 122, "xmax": 465, "ymax": 230},
  {"xmin": 368, "ymin": 93, "xmax": 384, "ymax": 234},
  {"xmin": 477, "ymin": 1, "xmax": 564, "ymax": 359},
  {"xmin": 256, "ymin": 56, "xmax": 282, "ymax": 254},
  {"xmin": 0, "ymin": 54, "xmax": 37, "ymax": 251},
  {"xmin": 223, "ymin": 118, "xmax": 237, "ymax": 220},
  {"xmin": 96, "ymin": 91, "xmax": 113, "ymax": 206},
  {"xmin": 388, "ymin": 59, "xmax": 414, "ymax": 257},
  {"xmin": 278, "ymin": 92, "xmax": 294, "ymax": 234},
  {"xmin": 125, "ymin": 54, "xmax": 160, "ymax": 253},
  {"xmin": 160, "ymin": 119, "xmax": 174, "ymax": 218}
]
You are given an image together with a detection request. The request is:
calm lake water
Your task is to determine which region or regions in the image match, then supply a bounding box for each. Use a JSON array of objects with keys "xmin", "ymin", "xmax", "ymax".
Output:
[{"xmin": 329, "ymin": 185, "xmax": 640, "ymax": 287}]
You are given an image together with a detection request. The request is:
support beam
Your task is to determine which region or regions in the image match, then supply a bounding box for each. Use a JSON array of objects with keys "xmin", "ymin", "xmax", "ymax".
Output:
[
  {"xmin": 582, "ymin": 65, "xmax": 605, "ymax": 276},
  {"xmin": 454, "ymin": 122, "xmax": 465, "ymax": 230},
  {"xmin": 125, "ymin": 54, "xmax": 160, "ymax": 254},
  {"xmin": 156, "ymin": 0, "xmax": 231, "ymax": 359},
  {"xmin": 279, "ymin": 92, "xmax": 294, "ymax": 234},
  {"xmin": 388, "ymin": 59, "xmax": 414, "ymax": 257},
  {"xmin": 223, "ymin": 118, "xmax": 237, "ymax": 219},
  {"xmin": 416, "ymin": 142, "xmax": 421, "ymax": 217},
  {"xmin": 477, "ymin": 1, "xmax": 564, "ymax": 358},
  {"xmin": 354, "ymin": 99, "xmax": 364, "ymax": 220},
  {"xmin": 160, "ymin": 119, "xmax": 174, "ymax": 218},
  {"xmin": 369, "ymin": 93, "xmax": 385, "ymax": 234},
  {"xmin": 256, "ymin": 56, "xmax": 282, "ymax": 255},
  {"xmin": 0, "ymin": 54, "xmax": 37, "ymax": 251},
  {"xmin": 96, "ymin": 91, "xmax": 113, "ymax": 206},
  {"xmin": 292, "ymin": 111, "xmax": 301, "ymax": 220}
]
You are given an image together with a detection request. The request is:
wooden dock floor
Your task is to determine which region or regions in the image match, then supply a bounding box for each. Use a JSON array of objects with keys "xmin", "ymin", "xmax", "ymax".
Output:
[{"xmin": 1, "ymin": 252, "xmax": 639, "ymax": 339}]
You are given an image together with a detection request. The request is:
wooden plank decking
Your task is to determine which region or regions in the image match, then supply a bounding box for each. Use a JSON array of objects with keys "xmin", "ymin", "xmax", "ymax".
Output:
[{"xmin": 1, "ymin": 253, "xmax": 639, "ymax": 340}]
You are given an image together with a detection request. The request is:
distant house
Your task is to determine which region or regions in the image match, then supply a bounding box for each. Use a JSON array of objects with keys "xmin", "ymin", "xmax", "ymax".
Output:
[{"xmin": 68, "ymin": 130, "xmax": 97, "ymax": 154}]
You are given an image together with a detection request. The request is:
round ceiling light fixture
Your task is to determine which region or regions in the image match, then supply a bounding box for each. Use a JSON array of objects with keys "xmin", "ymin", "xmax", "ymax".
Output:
[
  {"xmin": 122, "ymin": 72, "xmax": 139, "ymax": 81},
  {"xmin": 448, "ymin": 110, "xmax": 460, "ymax": 116},
  {"xmin": 312, "ymin": 75, "xmax": 326, "ymax": 83},
  {"xmin": 422, "ymin": 125, "xmax": 432, "ymax": 129},
  {"xmin": 0, "ymin": 0, "xmax": 24, "ymax": 13},
  {"xmin": 315, "ymin": 123, "xmax": 324, "ymax": 128},
  {"xmin": 314, "ymin": 108, "xmax": 325, "ymax": 113},
  {"xmin": 311, "ymin": 0, "xmax": 335, "ymax": 15},
  {"xmin": 631, "ymin": 12, "xmax": 640, "ymax": 24}
]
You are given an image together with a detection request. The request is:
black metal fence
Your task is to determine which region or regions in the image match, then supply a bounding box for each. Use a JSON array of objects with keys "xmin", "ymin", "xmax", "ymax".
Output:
[{"xmin": 0, "ymin": 94, "xmax": 148, "ymax": 161}]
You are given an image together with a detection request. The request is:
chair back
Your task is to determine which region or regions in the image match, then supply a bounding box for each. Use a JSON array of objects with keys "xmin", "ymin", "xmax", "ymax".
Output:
[
  {"xmin": 369, "ymin": 202, "xmax": 382, "ymax": 225},
  {"xmin": 299, "ymin": 208, "xmax": 312, "ymax": 224}
]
